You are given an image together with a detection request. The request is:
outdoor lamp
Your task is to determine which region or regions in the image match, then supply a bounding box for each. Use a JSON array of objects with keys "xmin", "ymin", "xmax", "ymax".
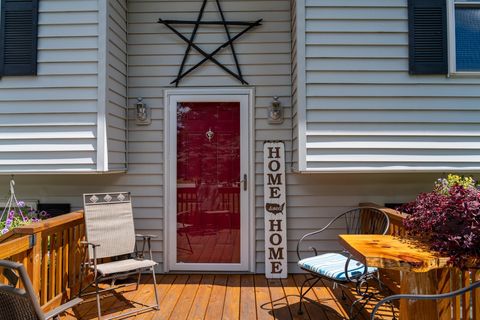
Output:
[
  {"xmin": 268, "ymin": 96, "xmax": 283, "ymax": 124},
  {"xmin": 135, "ymin": 97, "xmax": 151, "ymax": 125}
]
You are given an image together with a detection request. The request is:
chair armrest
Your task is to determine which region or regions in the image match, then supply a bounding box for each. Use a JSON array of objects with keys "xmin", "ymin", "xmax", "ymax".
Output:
[
  {"xmin": 44, "ymin": 297, "xmax": 83, "ymax": 320},
  {"xmin": 0, "ymin": 260, "xmax": 23, "ymax": 270},
  {"xmin": 296, "ymin": 226, "xmax": 330, "ymax": 260},
  {"xmin": 135, "ymin": 234, "xmax": 156, "ymax": 260},
  {"xmin": 344, "ymin": 252, "xmax": 369, "ymax": 283},
  {"xmin": 80, "ymin": 241, "xmax": 100, "ymax": 248},
  {"xmin": 136, "ymin": 234, "xmax": 158, "ymax": 239}
]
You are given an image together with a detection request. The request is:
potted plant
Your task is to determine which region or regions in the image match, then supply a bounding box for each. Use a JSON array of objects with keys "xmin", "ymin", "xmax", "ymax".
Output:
[{"xmin": 400, "ymin": 174, "xmax": 480, "ymax": 267}]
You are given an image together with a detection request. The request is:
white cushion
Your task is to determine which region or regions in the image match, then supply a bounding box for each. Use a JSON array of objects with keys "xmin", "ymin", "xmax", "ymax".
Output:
[
  {"xmin": 298, "ymin": 253, "xmax": 377, "ymax": 281},
  {"xmin": 93, "ymin": 259, "xmax": 156, "ymax": 275}
]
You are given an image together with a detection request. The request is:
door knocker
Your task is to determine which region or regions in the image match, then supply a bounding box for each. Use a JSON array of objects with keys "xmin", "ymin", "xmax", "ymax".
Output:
[{"xmin": 206, "ymin": 128, "xmax": 214, "ymax": 142}]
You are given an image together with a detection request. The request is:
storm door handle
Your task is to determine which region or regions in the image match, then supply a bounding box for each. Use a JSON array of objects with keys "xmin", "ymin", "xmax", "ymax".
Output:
[{"xmin": 239, "ymin": 174, "xmax": 247, "ymax": 191}]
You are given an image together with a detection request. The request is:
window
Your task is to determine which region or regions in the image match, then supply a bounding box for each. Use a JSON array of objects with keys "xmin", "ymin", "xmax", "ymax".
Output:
[{"xmin": 449, "ymin": 0, "xmax": 480, "ymax": 73}]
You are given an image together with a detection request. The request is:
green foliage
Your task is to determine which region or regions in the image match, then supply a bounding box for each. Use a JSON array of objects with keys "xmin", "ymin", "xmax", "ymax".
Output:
[{"xmin": 434, "ymin": 174, "xmax": 478, "ymax": 195}]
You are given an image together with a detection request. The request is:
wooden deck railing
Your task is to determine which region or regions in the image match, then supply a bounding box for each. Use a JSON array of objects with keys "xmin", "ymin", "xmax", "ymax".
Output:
[
  {"xmin": 0, "ymin": 211, "xmax": 86, "ymax": 312},
  {"xmin": 361, "ymin": 203, "xmax": 480, "ymax": 320}
]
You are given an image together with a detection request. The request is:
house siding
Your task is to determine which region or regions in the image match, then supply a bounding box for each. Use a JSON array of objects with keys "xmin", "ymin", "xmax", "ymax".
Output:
[
  {"xmin": 0, "ymin": 172, "xmax": 440, "ymax": 273},
  {"xmin": 1, "ymin": 0, "xmax": 478, "ymax": 275},
  {"xmin": 128, "ymin": 0, "xmax": 292, "ymax": 272},
  {"xmin": 291, "ymin": 0, "xmax": 299, "ymax": 171},
  {"xmin": 0, "ymin": 0, "xmax": 100, "ymax": 173},
  {"xmin": 106, "ymin": 0, "xmax": 128, "ymax": 171},
  {"xmin": 0, "ymin": 0, "xmax": 127, "ymax": 173},
  {"xmin": 297, "ymin": 0, "xmax": 480, "ymax": 172}
]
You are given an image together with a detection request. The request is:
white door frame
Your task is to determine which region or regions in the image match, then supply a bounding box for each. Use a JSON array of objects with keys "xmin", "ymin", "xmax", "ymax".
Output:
[{"xmin": 164, "ymin": 88, "xmax": 255, "ymax": 272}]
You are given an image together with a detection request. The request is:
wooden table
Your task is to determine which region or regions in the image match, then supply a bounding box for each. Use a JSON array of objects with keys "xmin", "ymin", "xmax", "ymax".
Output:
[{"xmin": 339, "ymin": 234, "xmax": 451, "ymax": 320}]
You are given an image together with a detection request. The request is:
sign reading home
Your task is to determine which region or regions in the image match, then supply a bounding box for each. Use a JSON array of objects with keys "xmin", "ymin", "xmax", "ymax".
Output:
[{"xmin": 264, "ymin": 142, "xmax": 287, "ymax": 278}]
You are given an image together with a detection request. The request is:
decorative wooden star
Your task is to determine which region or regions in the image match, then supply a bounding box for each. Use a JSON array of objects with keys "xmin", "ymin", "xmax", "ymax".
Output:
[{"xmin": 158, "ymin": 0, "xmax": 262, "ymax": 86}]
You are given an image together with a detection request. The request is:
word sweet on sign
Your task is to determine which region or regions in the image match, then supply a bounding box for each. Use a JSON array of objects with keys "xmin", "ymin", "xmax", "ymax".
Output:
[{"xmin": 264, "ymin": 141, "xmax": 287, "ymax": 278}]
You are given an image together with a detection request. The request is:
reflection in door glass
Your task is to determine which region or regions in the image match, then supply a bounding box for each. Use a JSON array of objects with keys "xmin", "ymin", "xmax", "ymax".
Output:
[{"xmin": 176, "ymin": 102, "xmax": 241, "ymax": 263}]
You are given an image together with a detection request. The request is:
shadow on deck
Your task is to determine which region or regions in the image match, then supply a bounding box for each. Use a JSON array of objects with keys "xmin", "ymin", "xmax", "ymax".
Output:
[{"xmin": 61, "ymin": 274, "xmax": 396, "ymax": 320}]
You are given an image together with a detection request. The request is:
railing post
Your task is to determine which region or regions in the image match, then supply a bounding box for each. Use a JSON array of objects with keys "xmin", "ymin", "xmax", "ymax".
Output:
[
  {"xmin": 474, "ymin": 269, "xmax": 480, "ymax": 320},
  {"xmin": 30, "ymin": 233, "xmax": 42, "ymax": 299}
]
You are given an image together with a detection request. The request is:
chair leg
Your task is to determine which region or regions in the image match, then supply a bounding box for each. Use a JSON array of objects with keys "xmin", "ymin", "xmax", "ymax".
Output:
[
  {"xmin": 185, "ymin": 232, "xmax": 193, "ymax": 253},
  {"xmin": 151, "ymin": 268, "xmax": 160, "ymax": 310},
  {"xmin": 298, "ymin": 276, "xmax": 320, "ymax": 315},
  {"xmin": 78, "ymin": 263, "xmax": 85, "ymax": 297},
  {"xmin": 136, "ymin": 271, "xmax": 142, "ymax": 291},
  {"xmin": 350, "ymin": 292, "xmax": 373, "ymax": 320},
  {"xmin": 95, "ymin": 276, "xmax": 102, "ymax": 320}
]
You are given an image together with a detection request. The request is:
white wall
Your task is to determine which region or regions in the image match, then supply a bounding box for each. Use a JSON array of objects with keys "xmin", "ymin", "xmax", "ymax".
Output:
[
  {"xmin": 0, "ymin": 171, "xmax": 441, "ymax": 273},
  {"xmin": 106, "ymin": 0, "xmax": 128, "ymax": 171},
  {"xmin": 0, "ymin": 0, "xmax": 127, "ymax": 173},
  {"xmin": 1, "ymin": 0, "xmax": 476, "ymax": 274},
  {"xmin": 127, "ymin": 0, "xmax": 292, "ymax": 271},
  {"xmin": 294, "ymin": 0, "xmax": 480, "ymax": 172},
  {"xmin": 0, "ymin": 0, "xmax": 100, "ymax": 173}
]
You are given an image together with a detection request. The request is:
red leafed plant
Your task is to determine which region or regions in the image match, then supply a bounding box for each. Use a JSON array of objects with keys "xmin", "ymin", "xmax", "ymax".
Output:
[{"xmin": 399, "ymin": 175, "xmax": 480, "ymax": 268}]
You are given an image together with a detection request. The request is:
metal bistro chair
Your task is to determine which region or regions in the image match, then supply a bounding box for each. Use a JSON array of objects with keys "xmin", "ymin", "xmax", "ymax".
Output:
[
  {"xmin": 0, "ymin": 260, "xmax": 83, "ymax": 320},
  {"xmin": 296, "ymin": 207, "xmax": 390, "ymax": 318},
  {"xmin": 79, "ymin": 192, "xmax": 159, "ymax": 320},
  {"xmin": 371, "ymin": 279, "xmax": 480, "ymax": 320}
]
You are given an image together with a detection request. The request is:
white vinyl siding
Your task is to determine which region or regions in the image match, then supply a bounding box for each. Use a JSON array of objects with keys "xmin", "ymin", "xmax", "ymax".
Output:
[
  {"xmin": 1, "ymin": 171, "xmax": 441, "ymax": 273},
  {"xmin": 106, "ymin": 0, "xmax": 128, "ymax": 171},
  {"xmin": 291, "ymin": 0, "xmax": 299, "ymax": 171},
  {"xmin": 127, "ymin": 0, "xmax": 292, "ymax": 271},
  {"xmin": 0, "ymin": 0, "xmax": 126, "ymax": 173},
  {"xmin": 294, "ymin": 0, "xmax": 480, "ymax": 172},
  {"xmin": 4, "ymin": 0, "xmax": 480, "ymax": 274},
  {"xmin": 0, "ymin": 0, "xmax": 100, "ymax": 173}
]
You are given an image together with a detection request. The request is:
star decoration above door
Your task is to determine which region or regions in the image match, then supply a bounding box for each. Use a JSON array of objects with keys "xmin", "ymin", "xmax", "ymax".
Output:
[{"xmin": 158, "ymin": 0, "xmax": 262, "ymax": 86}]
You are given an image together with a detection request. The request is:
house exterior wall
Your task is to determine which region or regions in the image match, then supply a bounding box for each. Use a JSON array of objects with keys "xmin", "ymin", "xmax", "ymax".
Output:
[
  {"xmin": 0, "ymin": 172, "xmax": 439, "ymax": 273},
  {"xmin": 291, "ymin": 0, "xmax": 299, "ymax": 172},
  {"xmin": 0, "ymin": 0, "xmax": 100, "ymax": 173},
  {"xmin": 0, "ymin": 0, "xmax": 478, "ymax": 274},
  {"xmin": 127, "ymin": 0, "xmax": 292, "ymax": 272},
  {"xmin": 294, "ymin": 0, "xmax": 480, "ymax": 172},
  {"xmin": 0, "ymin": 0, "xmax": 127, "ymax": 173},
  {"xmin": 106, "ymin": 0, "xmax": 128, "ymax": 171}
]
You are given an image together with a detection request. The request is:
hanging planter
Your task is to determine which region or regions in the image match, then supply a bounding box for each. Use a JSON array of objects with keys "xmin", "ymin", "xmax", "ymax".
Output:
[{"xmin": 0, "ymin": 178, "xmax": 48, "ymax": 235}]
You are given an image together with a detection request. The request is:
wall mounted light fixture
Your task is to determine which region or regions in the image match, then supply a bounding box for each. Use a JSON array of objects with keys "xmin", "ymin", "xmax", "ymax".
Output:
[
  {"xmin": 268, "ymin": 96, "xmax": 283, "ymax": 124},
  {"xmin": 135, "ymin": 97, "xmax": 151, "ymax": 125}
]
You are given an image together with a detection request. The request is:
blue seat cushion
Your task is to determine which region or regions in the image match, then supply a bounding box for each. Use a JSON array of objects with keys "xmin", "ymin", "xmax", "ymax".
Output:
[{"xmin": 298, "ymin": 253, "xmax": 377, "ymax": 281}]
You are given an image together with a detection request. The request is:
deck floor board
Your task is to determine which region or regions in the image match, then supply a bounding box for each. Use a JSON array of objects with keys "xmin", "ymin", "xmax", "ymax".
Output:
[{"xmin": 60, "ymin": 274, "xmax": 396, "ymax": 320}]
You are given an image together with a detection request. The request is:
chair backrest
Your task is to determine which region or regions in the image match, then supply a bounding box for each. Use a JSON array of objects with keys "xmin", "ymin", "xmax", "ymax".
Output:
[
  {"xmin": 83, "ymin": 192, "xmax": 136, "ymax": 259},
  {"xmin": 0, "ymin": 260, "xmax": 44, "ymax": 320},
  {"xmin": 329, "ymin": 207, "xmax": 390, "ymax": 235},
  {"xmin": 297, "ymin": 207, "xmax": 390, "ymax": 261}
]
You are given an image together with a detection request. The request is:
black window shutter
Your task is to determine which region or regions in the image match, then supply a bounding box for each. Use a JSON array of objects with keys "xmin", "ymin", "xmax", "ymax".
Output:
[
  {"xmin": 0, "ymin": 0, "xmax": 39, "ymax": 76},
  {"xmin": 408, "ymin": 0, "xmax": 448, "ymax": 75}
]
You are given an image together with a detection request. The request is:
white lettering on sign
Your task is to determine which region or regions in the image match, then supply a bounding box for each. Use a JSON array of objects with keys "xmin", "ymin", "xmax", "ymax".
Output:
[{"xmin": 264, "ymin": 142, "xmax": 287, "ymax": 278}]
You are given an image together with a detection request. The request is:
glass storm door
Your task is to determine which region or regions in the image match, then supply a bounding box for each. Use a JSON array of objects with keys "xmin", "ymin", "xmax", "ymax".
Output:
[{"xmin": 167, "ymin": 93, "xmax": 250, "ymax": 272}]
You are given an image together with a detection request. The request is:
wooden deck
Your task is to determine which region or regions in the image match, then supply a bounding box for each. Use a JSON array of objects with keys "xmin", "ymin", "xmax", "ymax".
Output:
[{"xmin": 61, "ymin": 274, "xmax": 396, "ymax": 320}]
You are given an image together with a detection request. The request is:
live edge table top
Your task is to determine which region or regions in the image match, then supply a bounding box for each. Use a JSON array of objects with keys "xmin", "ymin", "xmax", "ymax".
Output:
[{"xmin": 338, "ymin": 234, "xmax": 451, "ymax": 273}]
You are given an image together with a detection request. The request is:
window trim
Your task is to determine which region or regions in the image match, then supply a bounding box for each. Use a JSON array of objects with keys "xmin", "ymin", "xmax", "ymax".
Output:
[{"xmin": 447, "ymin": 0, "xmax": 480, "ymax": 76}]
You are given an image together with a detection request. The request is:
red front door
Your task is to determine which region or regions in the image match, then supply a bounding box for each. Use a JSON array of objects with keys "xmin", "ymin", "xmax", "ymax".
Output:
[{"xmin": 176, "ymin": 102, "xmax": 241, "ymax": 264}]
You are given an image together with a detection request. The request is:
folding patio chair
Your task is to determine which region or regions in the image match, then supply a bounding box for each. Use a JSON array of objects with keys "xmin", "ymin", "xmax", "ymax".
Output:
[
  {"xmin": 0, "ymin": 260, "xmax": 83, "ymax": 320},
  {"xmin": 80, "ymin": 192, "xmax": 159, "ymax": 320},
  {"xmin": 296, "ymin": 207, "xmax": 391, "ymax": 318}
]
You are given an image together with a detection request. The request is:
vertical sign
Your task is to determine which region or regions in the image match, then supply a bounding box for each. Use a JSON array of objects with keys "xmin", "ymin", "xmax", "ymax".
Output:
[{"xmin": 264, "ymin": 142, "xmax": 287, "ymax": 278}]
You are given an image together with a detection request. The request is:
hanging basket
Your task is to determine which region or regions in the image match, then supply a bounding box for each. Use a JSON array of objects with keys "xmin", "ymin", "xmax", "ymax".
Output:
[{"xmin": 0, "ymin": 178, "xmax": 45, "ymax": 235}]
